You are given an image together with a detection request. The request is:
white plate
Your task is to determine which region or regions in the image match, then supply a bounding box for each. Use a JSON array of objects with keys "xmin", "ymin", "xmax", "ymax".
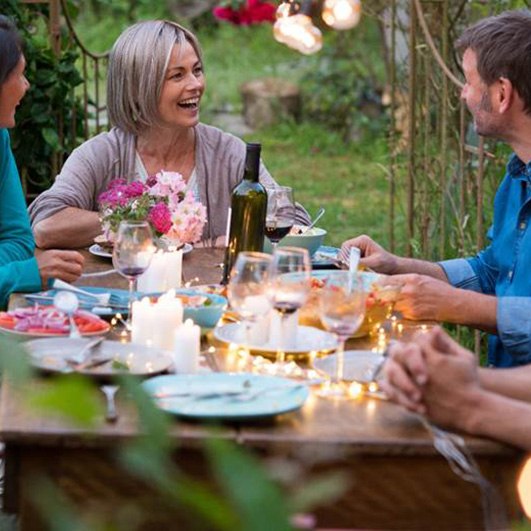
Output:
[
  {"xmin": 313, "ymin": 350, "xmax": 384, "ymax": 383},
  {"xmin": 142, "ymin": 373, "xmax": 309, "ymax": 420},
  {"xmin": 26, "ymin": 337, "xmax": 173, "ymax": 377},
  {"xmin": 213, "ymin": 323, "xmax": 338, "ymax": 355},
  {"xmin": 89, "ymin": 242, "xmax": 193, "ymax": 259}
]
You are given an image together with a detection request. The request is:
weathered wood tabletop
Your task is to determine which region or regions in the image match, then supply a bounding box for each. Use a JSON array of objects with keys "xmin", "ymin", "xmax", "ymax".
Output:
[{"xmin": 1, "ymin": 249, "xmax": 526, "ymax": 530}]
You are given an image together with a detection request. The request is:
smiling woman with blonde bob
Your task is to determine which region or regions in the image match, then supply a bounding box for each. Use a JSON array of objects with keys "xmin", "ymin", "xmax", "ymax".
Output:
[{"xmin": 30, "ymin": 20, "xmax": 309, "ymax": 249}]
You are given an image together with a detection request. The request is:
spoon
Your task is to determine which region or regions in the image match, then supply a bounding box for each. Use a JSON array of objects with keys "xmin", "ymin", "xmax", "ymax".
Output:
[
  {"xmin": 299, "ymin": 207, "xmax": 325, "ymax": 234},
  {"xmin": 53, "ymin": 291, "xmax": 81, "ymax": 338}
]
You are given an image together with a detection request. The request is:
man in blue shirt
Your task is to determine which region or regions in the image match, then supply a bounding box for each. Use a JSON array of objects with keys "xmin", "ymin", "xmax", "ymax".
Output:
[{"xmin": 341, "ymin": 10, "xmax": 531, "ymax": 368}]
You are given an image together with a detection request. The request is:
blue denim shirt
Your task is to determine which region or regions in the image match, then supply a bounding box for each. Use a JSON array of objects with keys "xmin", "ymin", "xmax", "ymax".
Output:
[{"xmin": 440, "ymin": 154, "xmax": 531, "ymax": 368}]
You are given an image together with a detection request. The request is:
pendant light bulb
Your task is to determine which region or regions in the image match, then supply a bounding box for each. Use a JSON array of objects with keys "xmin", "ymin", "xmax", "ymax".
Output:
[
  {"xmin": 276, "ymin": 0, "xmax": 298, "ymax": 19},
  {"xmin": 274, "ymin": 13, "xmax": 322, "ymax": 55},
  {"xmin": 322, "ymin": 0, "xmax": 362, "ymax": 30}
]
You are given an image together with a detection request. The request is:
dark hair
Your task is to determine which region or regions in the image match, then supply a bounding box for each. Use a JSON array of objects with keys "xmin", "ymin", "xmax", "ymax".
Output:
[
  {"xmin": 0, "ymin": 15, "xmax": 23, "ymax": 87},
  {"xmin": 456, "ymin": 10, "xmax": 531, "ymax": 114}
]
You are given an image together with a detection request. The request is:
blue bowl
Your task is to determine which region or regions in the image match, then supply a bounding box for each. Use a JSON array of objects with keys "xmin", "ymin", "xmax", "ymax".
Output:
[{"xmin": 175, "ymin": 289, "xmax": 227, "ymax": 329}]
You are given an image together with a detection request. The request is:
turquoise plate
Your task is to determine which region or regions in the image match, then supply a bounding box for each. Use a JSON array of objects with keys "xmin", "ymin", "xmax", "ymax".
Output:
[
  {"xmin": 312, "ymin": 245, "xmax": 340, "ymax": 269},
  {"xmin": 142, "ymin": 373, "xmax": 309, "ymax": 420}
]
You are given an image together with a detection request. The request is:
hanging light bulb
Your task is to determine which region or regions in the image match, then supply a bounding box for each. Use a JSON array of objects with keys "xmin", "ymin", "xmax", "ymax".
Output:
[
  {"xmin": 322, "ymin": 0, "xmax": 362, "ymax": 30},
  {"xmin": 276, "ymin": 0, "xmax": 299, "ymax": 19},
  {"xmin": 273, "ymin": 0, "xmax": 322, "ymax": 55}
]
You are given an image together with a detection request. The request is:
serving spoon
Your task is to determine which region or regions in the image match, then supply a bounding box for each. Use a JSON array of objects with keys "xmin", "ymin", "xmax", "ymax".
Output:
[{"xmin": 298, "ymin": 207, "xmax": 325, "ymax": 234}]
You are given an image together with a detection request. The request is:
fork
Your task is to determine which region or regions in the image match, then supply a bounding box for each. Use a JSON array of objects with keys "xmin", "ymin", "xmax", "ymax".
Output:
[
  {"xmin": 52, "ymin": 279, "xmax": 118, "ymax": 306},
  {"xmin": 101, "ymin": 385, "xmax": 119, "ymax": 423}
]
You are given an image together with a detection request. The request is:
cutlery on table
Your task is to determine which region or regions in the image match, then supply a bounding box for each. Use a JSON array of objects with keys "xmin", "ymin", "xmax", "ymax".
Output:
[
  {"xmin": 101, "ymin": 385, "xmax": 119, "ymax": 423},
  {"xmin": 154, "ymin": 380, "xmax": 322, "ymax": 402},
  {"xmin": 25, "ymin": 294, "xmax": 128, "ymax": 310},
  {"xmin": 52, "ymin": 279, "xmax": 113, "ymax": 306},
  {"xmin": 65, "ymin": 336, "xmax": 105, "ymax": 365}
]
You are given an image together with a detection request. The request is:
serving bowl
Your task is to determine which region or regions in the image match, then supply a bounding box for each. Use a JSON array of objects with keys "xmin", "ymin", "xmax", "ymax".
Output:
[
  {"xmin": 263, "ymin": 226, "xmax": 327, "ymax": 257},
  {"xmin": 175, "ymin": 289, "xmax": 228, "ymax": 329},
  {"xmin": 299, "ymin": 271, "xmax": 401, "ymax": 338}
]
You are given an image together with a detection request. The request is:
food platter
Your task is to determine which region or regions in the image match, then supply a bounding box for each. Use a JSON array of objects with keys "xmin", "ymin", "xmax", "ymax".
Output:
[{"xmin": 0, "ymin": 306, "xmax": 110, "ymax": 340}]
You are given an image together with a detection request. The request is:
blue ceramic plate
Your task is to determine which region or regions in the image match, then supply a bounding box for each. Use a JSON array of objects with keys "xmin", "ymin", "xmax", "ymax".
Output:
[
  {"xmin": 311, "ymin": 245, "xmax": 340, "ymax": 269},
  {"xmin": 142, "ymin": 373, "xmax": 309, "ymax": 420}
]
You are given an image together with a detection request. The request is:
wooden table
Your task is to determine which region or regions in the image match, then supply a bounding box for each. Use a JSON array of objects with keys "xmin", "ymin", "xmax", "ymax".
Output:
[{"xmin": 1, "ymin": 249, "xmax": 526, "ymax": 530}]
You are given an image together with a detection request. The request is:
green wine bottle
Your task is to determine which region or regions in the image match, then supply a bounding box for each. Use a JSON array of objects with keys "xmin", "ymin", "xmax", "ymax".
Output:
[{"xmin": 222, "ymin": 143, "xmax": 267, "ymax": 284}]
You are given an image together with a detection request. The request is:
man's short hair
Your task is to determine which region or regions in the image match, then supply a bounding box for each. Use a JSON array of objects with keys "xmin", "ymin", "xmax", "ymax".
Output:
[
  {"xmin": 0, "ymin": 15, "xmax": 23, "ymax": 87},
  {"xmin": 456, "ymin": 10, "xmax": 531, "ymax": 114},
  {"xmin": 107, "ymin": 20, "xmax": 203, "ymax": 135}
]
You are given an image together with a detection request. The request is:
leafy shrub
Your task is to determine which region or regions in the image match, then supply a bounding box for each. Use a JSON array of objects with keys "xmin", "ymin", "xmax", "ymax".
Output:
[{"xmin": 1, "ymin": 0, "xmax": 84, "ymax": 199}]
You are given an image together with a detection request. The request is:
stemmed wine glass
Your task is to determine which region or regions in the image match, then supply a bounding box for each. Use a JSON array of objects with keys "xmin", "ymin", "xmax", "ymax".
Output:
[
  {"xmin": 227, "ymin": 252, "xmax": 272, "ymax": 349},
  {"xmin": 267, "ymin": 247, "xmax": 311, "ymax": 367},
  {"xmin": 317, "ymin": 271, "xmax": 367, "ymax": 399},
  {"xmin": 112, "ymin": 220, "xmax": 156, "ymax": 326},
  {"xmin": 265, "ymin": 186, "xmax": 296, "ymax": 251}
]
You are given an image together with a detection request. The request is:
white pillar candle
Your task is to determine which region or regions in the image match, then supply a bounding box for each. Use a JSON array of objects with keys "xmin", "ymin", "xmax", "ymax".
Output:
[
  {"xmin": 137, "ymin": 250, "xmax": 166, "ymax": 293},
  {"xmin": 173, "ymin": 318, "xmax": 200, "ymax": 373},
  {"xmin": 131, "ymin": 297, "xmax": 154, "ymax": 346},
  {"xmin": 137, "ymin": 249, "xmax": 183, "ymax": 293},
  {"xmin": 150, "ymin": 290, "xmax": 183, "ymax": 351},
  {"xmin": 269, "ymin": 310, "xmax": 298, "ymax": 350},
  {"xmin": 164, "ymin": 249, "xmax": 183, "ymax": 290}
]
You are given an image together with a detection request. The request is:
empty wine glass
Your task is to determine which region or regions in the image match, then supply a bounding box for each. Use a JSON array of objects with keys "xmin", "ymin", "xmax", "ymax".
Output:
[
  {"xmin": 317, "ymin": 271, "xmax": 367, "ymax": 399},
  {"xmin": 112, "ymin": 220, "xmax": 156, "ymax": 326},
  {"xmin": 265, "ymin": 186, "xmax": 296, "ymax": 251},
  {"xmin": 267, "ymin": 247, "xmax": 311, "ymax": 367},
  {"xmin": 227, "ymin": 252, "xmax": 272, "ymax": 348}
]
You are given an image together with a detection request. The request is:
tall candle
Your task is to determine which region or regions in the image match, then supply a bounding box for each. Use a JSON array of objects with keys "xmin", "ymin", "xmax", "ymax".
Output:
[
  {"xmin": 131, "ymin": 297, "xmax": 154, "ymax": 346},
  {"xmin": 173, "ymin": 319, "xmax": 200, "ymax": 373},
  {"xmin": 269, "ymin": 310, "xmax": 298, "ymax": 350},
  {"xmin": 137, "ymin": 249, "xmax": 183, "ymax": 293},
  {"xmin": 131, "ymin": 292, "xmax": 183, "ymax": 350},
  {"xmin": 150, "ymin": 290, "xmax": 183, "ymax": 350}
]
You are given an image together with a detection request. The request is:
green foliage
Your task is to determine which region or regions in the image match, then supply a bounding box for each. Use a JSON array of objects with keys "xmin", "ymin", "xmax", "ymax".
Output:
[
  {"xmin": 301, "ymin": 18, "xmax": 388, "ymax": 142},
  {"xmin": 1, "ymin": 0, "xmax": 84, "ymax": 197}
]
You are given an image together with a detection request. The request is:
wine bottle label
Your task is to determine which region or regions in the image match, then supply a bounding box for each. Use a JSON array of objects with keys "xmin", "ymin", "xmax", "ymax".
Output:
[{"xmin": 224, "ymin": 207, "xmax": 232, "ymax": 247}]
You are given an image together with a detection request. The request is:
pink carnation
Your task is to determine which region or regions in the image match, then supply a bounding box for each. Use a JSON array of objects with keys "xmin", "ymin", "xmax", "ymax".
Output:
[{"xmin": 148, "ymin": 203, "xmax": 173, "ymax": 234}]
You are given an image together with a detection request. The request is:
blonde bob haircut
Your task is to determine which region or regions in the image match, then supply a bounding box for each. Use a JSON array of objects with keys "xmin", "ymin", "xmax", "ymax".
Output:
[{"xmin": 107, "ymin": 20, "xmax": 203, "ymax": 135}]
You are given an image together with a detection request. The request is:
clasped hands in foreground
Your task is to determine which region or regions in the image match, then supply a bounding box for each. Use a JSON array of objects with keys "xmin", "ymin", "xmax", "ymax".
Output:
[{"xmin": 382, "ymin": 327, "xmax": 531, "ymax": 451}]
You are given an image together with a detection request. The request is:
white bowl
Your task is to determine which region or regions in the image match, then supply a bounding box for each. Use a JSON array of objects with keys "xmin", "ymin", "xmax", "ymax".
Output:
[{"xmin": 263, "ymin": 226, "xmax": 326, "ymax": 257}]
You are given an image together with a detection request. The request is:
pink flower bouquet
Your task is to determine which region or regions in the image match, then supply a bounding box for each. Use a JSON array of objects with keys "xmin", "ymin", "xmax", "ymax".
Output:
[{"xmin": 98, "ymin": 171, "xmax": 207, "ymax": 249}]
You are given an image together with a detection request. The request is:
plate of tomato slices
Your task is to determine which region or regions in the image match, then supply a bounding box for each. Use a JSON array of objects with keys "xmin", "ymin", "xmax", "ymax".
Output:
[{"xmin": 0, "ymin": 305, "xmax": 111, "ymax": 339}]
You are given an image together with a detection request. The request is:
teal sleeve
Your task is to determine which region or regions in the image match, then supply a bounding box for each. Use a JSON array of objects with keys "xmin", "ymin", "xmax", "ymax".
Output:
[{"xmin": 0, "ymin": 130, "xmax": 42, "ymax": 308}]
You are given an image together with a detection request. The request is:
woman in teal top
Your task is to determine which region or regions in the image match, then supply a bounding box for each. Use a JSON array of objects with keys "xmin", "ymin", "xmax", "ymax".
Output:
[{"xmin": 0, "ymin": 16, "xmax": 84, "ymax": 308}]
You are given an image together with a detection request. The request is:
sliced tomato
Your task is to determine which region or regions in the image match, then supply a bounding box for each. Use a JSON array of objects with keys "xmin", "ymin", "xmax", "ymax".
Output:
[
  {"xmin": 0, "ymin": 313, "xmax": 16, "ymax": 329},
  {"xmin": 27, "ymin": 328, "xmax": 65, "ymax": 335}
]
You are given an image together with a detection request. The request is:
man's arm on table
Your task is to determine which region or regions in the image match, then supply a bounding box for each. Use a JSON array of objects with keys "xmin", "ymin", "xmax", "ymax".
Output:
[{"xmin": 33, "ymin": 208, "xmax": 101, "ymax": 249}]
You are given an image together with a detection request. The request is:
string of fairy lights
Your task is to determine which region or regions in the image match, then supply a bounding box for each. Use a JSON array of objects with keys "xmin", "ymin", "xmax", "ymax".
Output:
[{"xmin": 273, "ymin": 0, "xmax": 362, "ymax": 54}]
